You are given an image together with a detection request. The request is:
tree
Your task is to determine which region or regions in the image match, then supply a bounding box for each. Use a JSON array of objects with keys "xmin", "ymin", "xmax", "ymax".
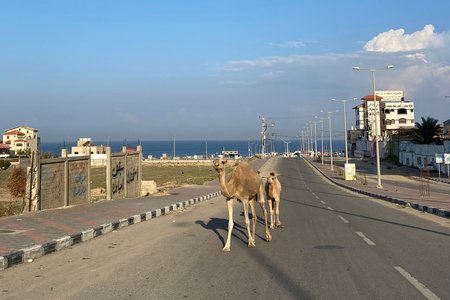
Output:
[{"xmin": 414, "ymin": 116, "xmax": 442, "ymax": 144}]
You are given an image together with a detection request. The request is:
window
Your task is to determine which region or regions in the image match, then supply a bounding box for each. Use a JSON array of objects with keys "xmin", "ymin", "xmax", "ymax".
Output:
[
  {"xmin": 399, "ymin": 118, "xmax": 407, "ymax": 124},
  {"xmin": 385, "ymin": 119, "xmax": 391, "ymax": 125},
  {"xmin": 398, "ymin": 108, "xmax": 407, "ymax": 114},
  {"xmin": 385, "ymin": 109, "xmax": 391, "ymax": 114}
]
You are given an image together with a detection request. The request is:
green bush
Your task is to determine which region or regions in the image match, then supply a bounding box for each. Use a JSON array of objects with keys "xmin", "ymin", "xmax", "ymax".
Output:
[{"xmin": 0, "ymin": 160, "xmax": 11, "ymax": 170}]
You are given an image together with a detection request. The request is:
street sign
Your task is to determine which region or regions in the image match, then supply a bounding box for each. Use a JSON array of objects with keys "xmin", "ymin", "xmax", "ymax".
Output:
[
  {"xmin": 444, "ymin": 153, "xmax": 450, "ymax": 164},
  {"xmin": 344, "ymin": 163, "xmax": 356, "ymax": 181},
  {"xmin": 436, "ymin": 156, "xmax": 443, "ymax": 164}
]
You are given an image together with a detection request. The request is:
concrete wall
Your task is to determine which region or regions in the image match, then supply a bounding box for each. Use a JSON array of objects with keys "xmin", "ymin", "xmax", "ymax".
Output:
[
  {"xmin": 40, "ymin": 158, "xmax": 65, "ymax": 210},
  {"xmin": 68, "ymin": 158, "xmax": 90, "ymax": 205},
  {"xmin": 399, "ymin": 141, "xmax": 449, "ymax": 174},
  {"xmin": 39, "ymin": 154, "xmax": 91, "ymax": 209},
  {"xmin": 106, "ymin": 146, "xmax": 142, "ymax": 200}
]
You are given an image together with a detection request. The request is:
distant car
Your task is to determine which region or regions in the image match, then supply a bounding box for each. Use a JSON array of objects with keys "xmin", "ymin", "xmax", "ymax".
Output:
[{"xmin": 419, "ymin": 163, "xmax": 435, "ymax": 171}]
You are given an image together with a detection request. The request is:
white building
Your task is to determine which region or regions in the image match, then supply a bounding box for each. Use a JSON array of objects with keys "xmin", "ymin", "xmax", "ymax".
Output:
[
  {"xmin": 353, "ymin": 91, "xmax": 415, "ymax": 140},
  {"xmin": 2, "ymin": 126, "xmax": 40, "ymax": 156},
  {"xmin": 399, "ymin": 141, "xmax": 450, "ymax": 174}
]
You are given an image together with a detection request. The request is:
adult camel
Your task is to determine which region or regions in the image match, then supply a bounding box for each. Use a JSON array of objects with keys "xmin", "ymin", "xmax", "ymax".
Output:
[{"xmin": 212, "ymin": 158, "xmax": 272, "ymax": 251}]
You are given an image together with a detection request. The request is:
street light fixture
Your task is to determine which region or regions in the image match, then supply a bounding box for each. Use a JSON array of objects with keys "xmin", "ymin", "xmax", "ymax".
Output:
[
  {"xmin": 353, "ymin": 65, "xmax": 393, "ymax": 189},
  {"xmin": 315, "ymin": 116, "xmax": 325, "ymax": 165},
  {"xmin": 331, "ymin": 98, "xmax": 358, "ymax": 165},
  {"xmin": 320, "ymin": 110, "xmax": 338, "ymax": 171}
]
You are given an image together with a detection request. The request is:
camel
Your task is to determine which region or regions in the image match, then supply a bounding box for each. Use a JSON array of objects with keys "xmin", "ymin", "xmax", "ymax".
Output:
[
  {"xmin": 212, "ymin": 158, "xmax": 272, "ymax": 251},
  {"xmin": 265, "ymin": 172, "xmax": 282, "ymax": 229}
]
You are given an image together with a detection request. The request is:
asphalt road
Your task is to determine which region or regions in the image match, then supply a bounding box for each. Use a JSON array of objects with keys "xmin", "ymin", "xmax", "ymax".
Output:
[{"xmin": 1, "ymin": 158, "xmax": 449, "ymax": 299}]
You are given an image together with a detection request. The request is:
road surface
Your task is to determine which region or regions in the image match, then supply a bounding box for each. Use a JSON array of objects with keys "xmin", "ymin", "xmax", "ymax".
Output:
[{"xmin": 1, "ymin": 157, "xmax": 449, "ymax": 299}]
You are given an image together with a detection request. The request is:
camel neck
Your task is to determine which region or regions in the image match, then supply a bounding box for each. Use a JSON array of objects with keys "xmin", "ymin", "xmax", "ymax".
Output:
[{"xmin": 218, "ymin": 170, "xmax": 234, "ymax": 198}]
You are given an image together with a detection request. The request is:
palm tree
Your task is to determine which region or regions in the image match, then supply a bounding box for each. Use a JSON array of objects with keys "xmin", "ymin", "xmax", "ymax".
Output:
[{"xmin": 415, "ymin": 116, "xmax": 442, "ymax": 144}]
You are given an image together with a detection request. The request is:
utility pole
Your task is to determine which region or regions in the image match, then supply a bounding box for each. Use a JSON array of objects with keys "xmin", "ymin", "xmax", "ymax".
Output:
[{"xmin": 260, "ymin": 117, "xmax": 274, "ymax": 158}]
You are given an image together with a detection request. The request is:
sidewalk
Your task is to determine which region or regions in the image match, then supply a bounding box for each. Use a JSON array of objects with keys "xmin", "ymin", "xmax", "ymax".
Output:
[
  {"xmin": 305, "ymin": 157, "xmax": 450, "ymax": 219},
  {"xmin": 0, "ymin": 181, "xmax": 222, "ymax": 270}
]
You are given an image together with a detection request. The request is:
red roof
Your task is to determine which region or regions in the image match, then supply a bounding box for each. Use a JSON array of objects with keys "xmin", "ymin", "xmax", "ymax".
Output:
[
  {"xmin": 0, "ymin": 144, "xmax": 10, "ymax": 149},
  {"xmin": 362, "ymin": 95, "xmax": 383, "ymax": 101},
  {"xmin": 4, "ymin": 130, "xmax": 25, "ymax": 136}
]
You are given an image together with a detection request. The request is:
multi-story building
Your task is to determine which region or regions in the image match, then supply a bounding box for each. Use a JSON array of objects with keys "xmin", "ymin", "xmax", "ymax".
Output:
[
  {"xmin": 2, "ymin": 126, "xmax": 40, "ymax": 156},
  {"xmin": 352, "ymin": 91, "xmax": 415, "ymax": 140}
]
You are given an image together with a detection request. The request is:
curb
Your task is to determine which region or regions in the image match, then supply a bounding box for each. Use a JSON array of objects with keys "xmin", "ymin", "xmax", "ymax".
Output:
[
  {"xmin": 0, "ymin": 191, "xmax": 222, "ymax": 271},
  {"xmin": 303, "ymin": 158, "xmax": 450, "ymax": 220}
]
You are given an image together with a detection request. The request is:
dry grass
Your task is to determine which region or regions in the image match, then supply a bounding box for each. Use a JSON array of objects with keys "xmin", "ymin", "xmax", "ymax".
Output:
[
  {"xmin": 90, "ymin": 164, "xmax": 216, "ymax": 189},
  {"xmin": 0, "ymin": 200, "xmax": 23, "ymax": 217}
]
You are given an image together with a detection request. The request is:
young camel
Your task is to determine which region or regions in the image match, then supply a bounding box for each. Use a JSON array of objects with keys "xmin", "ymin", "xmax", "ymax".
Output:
[
  {"xmin": 265, "ymin": 172, "xmax": 282, "ymax": 229},
  {"xmin": 212, "ymin": 158, "xmax": 272, "ymax": 251}
]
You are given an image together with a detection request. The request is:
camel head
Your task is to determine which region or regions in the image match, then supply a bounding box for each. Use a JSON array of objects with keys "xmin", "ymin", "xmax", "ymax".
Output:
[
  {"xmin": 267, "ymin": 172, "xmax": 277, "ymax": 184},
  {"xmin": 212, "ymin": 157, "xmax": 227, "ymax": 173}
]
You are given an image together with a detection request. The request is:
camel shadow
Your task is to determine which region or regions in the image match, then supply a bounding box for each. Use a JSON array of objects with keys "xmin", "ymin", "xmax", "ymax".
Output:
[{"xmin": 196, "ymin": 217, "xmax": 266, "ymax": 247}]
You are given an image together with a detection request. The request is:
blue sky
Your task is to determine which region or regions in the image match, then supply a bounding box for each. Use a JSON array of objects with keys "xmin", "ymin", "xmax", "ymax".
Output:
[{"xmin": 1, "ymin": 1, "xmax": 450, "ymax": 142}]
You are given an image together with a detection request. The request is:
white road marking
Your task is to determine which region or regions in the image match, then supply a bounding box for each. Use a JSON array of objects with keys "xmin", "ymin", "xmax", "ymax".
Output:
[
  {"xmin": 394, "ymin": 266, "xmax": 440, "ymax": 300},
  {"xmin": 356, "ymin": 232, "xmax": 376, "ymax": 245},
  {"xmin": 338, "ymin": 215, "xmax": 349, "ymax": 223},
  {"xmin": 327, "ymin": 206, "xmax": 334, "ymax": 211},
  {"xmin": 320, "ymin": 200, "xmax": 326, "ymax": 205},
  {"xmin": 315, "ymin": 195, "xmax": 320, "ymax": 199}
]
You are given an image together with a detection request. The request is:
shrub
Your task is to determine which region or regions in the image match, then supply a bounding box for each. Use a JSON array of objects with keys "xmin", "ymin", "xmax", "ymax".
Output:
[
  {"xmin": 7, "ymin": 167, "xmax": 27, "ymax": 199},
  {"xmin": 0, "ymin": 160, "xmax": 11, "ymax": 170}
]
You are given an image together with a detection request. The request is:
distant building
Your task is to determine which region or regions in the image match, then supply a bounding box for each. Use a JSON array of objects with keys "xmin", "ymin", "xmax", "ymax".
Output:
[
  {"xmin": 68, "ymin": 138, "xmax": 107, "ymax": 166},
  {"xmin": 222, "ymin": 150, "xmax": 240, "ymax": 159},
  {"xmin": 2, "ymin": 125, "xmax": 40, "ymax": 156},
  {"xmin": 0, "ymin": 143, "xmax": 11, "ymax": 158},
  {"xmin": 352, "ymin": 92, "xmax": 415, "ymax": 140},
  {"xmin": 443, "ymin": 119, "xmax": 450, "ymax": 139},
  {"xmin": 350, "ymin": 91, "xmax": 415, "ymax": 159},
  {"xmin": 70, "ymin": 138, "xmax": 106, "ymax": 156}
]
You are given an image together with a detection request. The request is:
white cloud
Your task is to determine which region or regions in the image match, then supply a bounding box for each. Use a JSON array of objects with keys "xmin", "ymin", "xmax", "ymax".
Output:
[
  {"xmin": 364, "ymin": 24, "xmax": 444, "ymax": 53},
  {"xmin": 218, "ymin": 53, "xmax": 358, "ymax": 72},
  {"xmin": 260, "ymin": 70, "xmax": 284, "ymax": 80},
  {"xmin": 270, "ymin": 41, "xmax": 306, "ymax": 49},
  {"xmin": 403, "ymin": 53, "xmax": 428, "ymax": 63}
]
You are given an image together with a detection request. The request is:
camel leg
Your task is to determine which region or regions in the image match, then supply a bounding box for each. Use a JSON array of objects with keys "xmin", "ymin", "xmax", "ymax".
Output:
[
  {"xmin": 275, "ymin": 197, "xmax": 282, "ymax": 227},
  {"xmin": 249, "ymin": 199, "xmax": 257, "ymax": 243},
  {"xmin": 268, "ymin": 198, "xmax": 275, "ymax": 229},
  {"xmin": 223, "ymin": 198, "xmax": 234, "ymax": 252},
  {"xmin": 258, "ymin": 188, "xmax": 272, "ymax": 242},
  {"xmin": 243, "ymin": 200, "xmax": 255, "ymax": 248}
]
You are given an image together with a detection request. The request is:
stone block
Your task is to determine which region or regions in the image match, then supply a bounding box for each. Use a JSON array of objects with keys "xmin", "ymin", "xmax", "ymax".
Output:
[{"xmin": 141, "ymin": 180, "xmax": 157, "ymax": 196}]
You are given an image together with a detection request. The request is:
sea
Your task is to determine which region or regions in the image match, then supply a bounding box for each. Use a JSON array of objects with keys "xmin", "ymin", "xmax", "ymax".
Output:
[{"xmin": 40, "ymin": 139, "xmax": 346, "ymax": 159}]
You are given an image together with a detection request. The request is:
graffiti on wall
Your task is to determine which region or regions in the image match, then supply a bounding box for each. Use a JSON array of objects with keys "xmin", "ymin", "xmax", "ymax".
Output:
[
  {"xmin": 40, "ymin": 162, "xmax": 65, "ymax": 209},
  {"xmin": 70, "ymin": 161, "xmax": 88, "ymax": 199},
  {"xmin": 111, "ymin": 160, "xmax": 125, "ymax": 196}
]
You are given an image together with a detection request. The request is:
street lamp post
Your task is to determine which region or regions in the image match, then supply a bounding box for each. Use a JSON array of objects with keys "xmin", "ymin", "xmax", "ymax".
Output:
[
  {"xmin": 353, "ymin": 65, "xmax": 393, "ymax": 189},
  {"xmin": 321, "ymin": 110, "xmax": 337, "ymax": 171},
  {"xmin": 316, "ymin": 117, "xmax": 325, "ymax": 165},
  {"xmin": 331, "ymin": 98, "xmax": 357, "ymax": 165}
]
